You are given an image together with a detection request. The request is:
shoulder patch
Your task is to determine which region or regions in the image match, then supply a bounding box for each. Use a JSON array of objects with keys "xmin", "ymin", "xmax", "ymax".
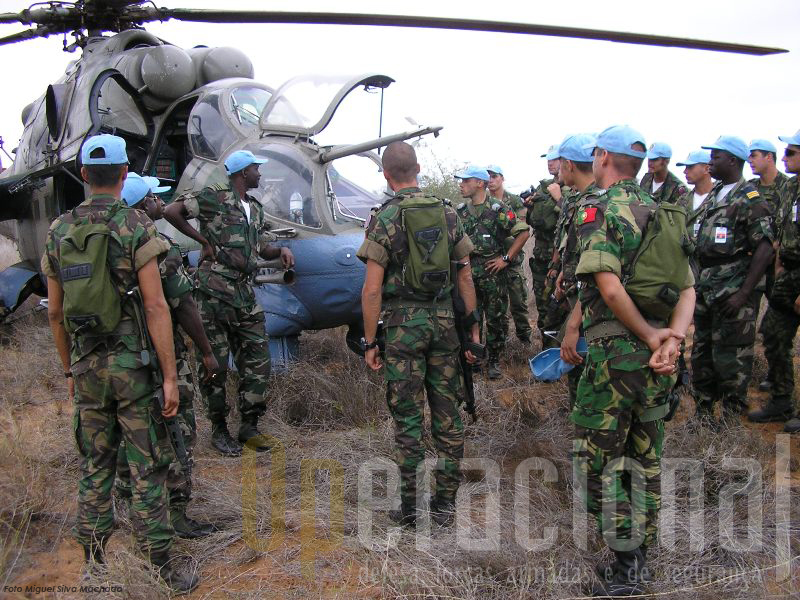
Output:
[
  {"xmin": 581, "ymin": 206, "xmax": 598, "ymax": 224},
  {"xmin": 507, "ymin": 210, "xmax": 516, "ymax": 220},
  {"xmin": 746, "ymin": 190, "xmax": 760, "ymax": 200}
]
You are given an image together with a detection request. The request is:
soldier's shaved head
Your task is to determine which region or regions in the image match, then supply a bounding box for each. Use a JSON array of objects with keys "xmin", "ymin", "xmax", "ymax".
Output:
[
  {"xmin": 382, "ymin": 142, "xmax": 420, "ymax": 183},
  {"xmin": 610, "ymin": 142, "xmax": 646, "ymax": 178}
]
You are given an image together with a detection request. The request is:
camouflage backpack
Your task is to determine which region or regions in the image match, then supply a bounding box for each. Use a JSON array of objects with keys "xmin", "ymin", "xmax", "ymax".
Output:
[
  {"xmin": 624, "ymin": 202, "xmax": 691, "ymax": 320},
  {"xmin": 397, "ymin": 193, "xmax": 451, "ymax": 300},
  {"xmin": 58, "ymin": 206, "xmax": 123, "ymax": 335}
]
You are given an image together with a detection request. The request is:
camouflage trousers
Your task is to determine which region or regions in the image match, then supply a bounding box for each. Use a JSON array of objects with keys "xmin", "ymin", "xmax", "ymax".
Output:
[
  {"xmin": 72, "ymin": 343, "xmax": 174, "ymax": 556},
  {"xmin": 383, "ymin": 306, "xmax": 465, "ymax": 508},
  {"xmin": 571, "ymin": 336, "xmax": 673, "ymax": 550},
  {"xmin": 762, "ymin": 268, "xmax": 800, "ymax": 403},
  {"xmin": 505, "ymin": 263, "xmax": 533, "ymax": 342},
  {"xmin": 475, "ymin": 273, "xmax": 509, "ymax": 362},
  {"xmin": 691, "ymin": 294, "xmax": 758, "ymax": 415},
  {"xmin": 196, "ymin": 292, "xmax": 270, "ymax": 424},
  {"xmin": 528, "ymin": 255, "xmax": 550, "ymax": 332},
  {"xmin": 117, "ymin": 352, "xmax": 197, "ymax": 510}
]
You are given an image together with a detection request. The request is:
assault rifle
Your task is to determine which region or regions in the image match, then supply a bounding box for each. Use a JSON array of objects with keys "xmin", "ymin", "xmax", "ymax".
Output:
[
  {"xmin": 451, "ymin": 261, "xmax": 484, "ymax": 423},
  {"xmin": 126, "ymin": 289, "xmax": 190, "ymax": 470}
]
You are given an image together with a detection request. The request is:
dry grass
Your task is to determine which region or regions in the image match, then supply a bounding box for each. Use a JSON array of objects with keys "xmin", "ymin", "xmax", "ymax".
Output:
[{"xmin": 0, "ymin": 320, "xmax": 798, "ymax": 598}]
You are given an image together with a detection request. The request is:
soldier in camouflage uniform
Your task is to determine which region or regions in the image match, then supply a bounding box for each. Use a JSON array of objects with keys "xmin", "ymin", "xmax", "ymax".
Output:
[
  {"xmin": 456, "ymin": 166, "xmax": 529, "ymax": 379},
  {"xmin": 639, "ymin": 142, "xmax": 689, "ymax": 206},
  {"xmin": 42, "ymin": 135, "xmax": 197, "ymax": 592},
  {"xmin": 357, "ymin": 142, "xmax": 480, "ymax": 527},
  {"xmin": 487, "ymin": 165, "xmax": 533, "ymax": 344},
  {"xmin": 746, "ymin": 139, "xmax": 790, "ymax": 392},
  {"xmin": 165, "ymin": 150, "xmax": 295, "ymax": 456},
  {"xmin": 116, "ymin": 173, "xmax": 219, "ymax": 539},
  {"xmin": 692, "ymin": 136, "xmax": 774, "ymax": 421},
  {"xmin": 569, "ymin": 126, "xmax": 695, "ymax": 597},
  {"xmin": 523, "ymin": 146, "xmax": 562, "ymax": 341},
  {"xmin": 749, "ymin": 132, "xmax": 800, "ymax": 431}
]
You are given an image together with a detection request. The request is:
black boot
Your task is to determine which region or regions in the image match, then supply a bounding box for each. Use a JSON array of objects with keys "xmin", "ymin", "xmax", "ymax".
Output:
[
  {"xmin": 592, "ymin": 548, "xmax": 648, "ymax": 597},
  {"xmin": 747, "ymin": 395, "xmax": 793, "ymax": 423},
  {"xmin": 211, "ymin": 422, "xmax": 243, "ymax": 457},
  {"xmin": 171, "ymin": 505, "xmax": 216, "ymax": 539},
  {"xmin": 80, "ymin": 538, "xmax": 108, "ymax": 580},
  {"xmin": 388, "ymin": 503, "xmax": 417, "ymax": 529},
  {"xmin": 150, "ymin": 552, "xmax": 200, "ymax": 595},
  {"xmin": 238, "ymin": 417, "xmax": 270, "ymax": 452},
  {"xmin": 594, "ymin": 547, "xmax": 650, "ymax": 584},
  {"xmin": 784, "ymin": 415, "xmax": 800, "ymax": 433},
  {"xmin": 487, "ymin": 361, "xmax": 502, "ymax": 380},
  {"xmin": 430, "ymin": 497, "xmax": 456, "ymax": 527}
]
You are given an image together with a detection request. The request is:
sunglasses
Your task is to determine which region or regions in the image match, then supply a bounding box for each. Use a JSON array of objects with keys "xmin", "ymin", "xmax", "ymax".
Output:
[{"xmin": 785, "ymin": 149, "xmax": 800, "ymax": 157}]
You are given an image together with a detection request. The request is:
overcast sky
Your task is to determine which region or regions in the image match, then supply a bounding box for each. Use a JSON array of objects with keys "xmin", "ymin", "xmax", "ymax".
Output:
[{"xmin": 1, "ymin": 0, "xmax": 798, "ymax": 192}]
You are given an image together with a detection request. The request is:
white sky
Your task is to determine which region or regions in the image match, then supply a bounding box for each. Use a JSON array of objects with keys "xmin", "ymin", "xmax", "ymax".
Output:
[{"xmin": 0, "ymin": 0, "xmax": 798, "ymax": 192}]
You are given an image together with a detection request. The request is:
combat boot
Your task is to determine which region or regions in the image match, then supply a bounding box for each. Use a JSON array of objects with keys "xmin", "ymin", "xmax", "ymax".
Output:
[
  {"xmin": 80, "ymin": 538, "xmax": 108, "ymax": 581},
  {"xmin": 171, "ymin": 505, "xmax": 216, "ymax": 539},
  {"xmin": 747, "ymin": 396, "xmax": 793, "ymax": 423},
  {"xmin": 150, "ymin": 552, "xmax": 200, "ymax": 595},
  {"xmin": 595, "ymin": 547, "xmax": 651, "ymax": 584},
  {"xmin": 210, "ymin": 422, "xmax": 242, "ymax": 457},
  {"xmin": 429, "ymin": 497, "xmax": 456, "ymax": 527},
  {"xmin": 758, "ymin": 379, "xmax": 772, "ymax": 392},
  {"xmin": 388, "ymin": 503, "xmax": 417, "ymax": 529},
  {"xmin": 487, "ymin": 361, "xmax": 502, "ymax": 380},
  {"xmin": 238, "ymin": 417, "xmax": 270, "ymax": 452},
  {"xmin": 591, "ymin": 548, "xmax": 648, "ymax": 597},
  {"xmin": 784, "ymin": 416, "xmax": 800, "ymax": 433}
]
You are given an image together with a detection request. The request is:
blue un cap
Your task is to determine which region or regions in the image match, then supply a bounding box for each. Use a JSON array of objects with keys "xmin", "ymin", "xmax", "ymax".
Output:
[
  {"xmin": 646, "ymin": 142, "xmax": 672, "ymax": 159},
  {"xmin": 529, "ymin": 339, "xmax": 588, "ymax": 382},
  {"xmin": 486, "ymin": 164, "xmax": 504, "ymax": 176},
  {"xmin": 702, "ymin": 135, "xmax": 749, "ymax": 161},
  {"xmin": 778, "ymin": 129, "xmax": 800, "ymax": 146},
  {"xmin": 587, "ymin": 125, "xmax": 647, "ymax": 158},
  {"xmin": 558, "ymin": 133, "xmax": 596, "ymax": 163},
  {"xmin": 224, "ymin": 150, "xmax": 267, "ymax": 175},
  {"xmin": 121, "ymin": 173, "xmax": 151, "ymax": 207},
  {"xmin": 454, "ymin": 165, "xmax": 490, "ymax": 181},
  {"xmin": 81, "ymin": 134, "xmax": 129, "ymax": 165},
  {"xmin": 675, "ymin": 150, "xmax": 711, "ymax": 167},
  {"xmin": 749, "ymin": 139, "xmax": 777, "ymax": 154},
  {"xmin": 540, "ymin": 144, "xmax": 560, "ymax": 160},
  {"xmin": 142, "ymin": 176, "xmax": 172, "ymax": 195}
]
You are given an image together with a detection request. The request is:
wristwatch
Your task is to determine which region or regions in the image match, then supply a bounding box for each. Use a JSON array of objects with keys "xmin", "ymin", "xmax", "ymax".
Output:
[
  {"xmin": 502, "ymin": 254, "xmax": 511, "ymax": 263},
  {"xmin": 360, "ymin": 337, "xmax": 379, "ymax": 352}
]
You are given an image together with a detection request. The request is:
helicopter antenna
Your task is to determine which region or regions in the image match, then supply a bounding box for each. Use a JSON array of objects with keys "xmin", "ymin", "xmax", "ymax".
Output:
[{"xmin": 378, "ymin": 87, "xmax": 385, "ymax": 156}]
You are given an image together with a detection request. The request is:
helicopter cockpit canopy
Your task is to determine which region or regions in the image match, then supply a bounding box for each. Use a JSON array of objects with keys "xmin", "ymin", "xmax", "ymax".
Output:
[{"xmin": 259, "ymin": 73, "xmax": 394, "ymax": 137}]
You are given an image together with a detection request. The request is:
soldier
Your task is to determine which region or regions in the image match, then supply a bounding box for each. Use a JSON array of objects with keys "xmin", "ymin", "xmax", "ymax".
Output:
[
  {"xmin": 357, "ymin": 141, "xmax": 480, "ymax": 527},
  {"xmin": 748, "ymin": 139, "xmax": 789, "ymax": 214},
  {"xmin": 675, "ymin": 150, "xmax": 713, "ymax": 213},
  {"xmin": 116, "ymin": 173, "xmax": 219, "ymax": 538},
  {"xmin": 524, "ymin": 146, "xmax": 563, "ymax": 341},
  {"xmin": 749, "ymin": 131, "xmax": 800, "ymax": 431},
  {"xmin": 42, "ymin": 135, "xmax": 197, "ymax": 592},
  {"xmin": 569, "ymin": 126, "xmax": 695, "ymax": 596},
  {"xmin": 165, "ymin": 150, "xmax": 295, "ymax": 456},
  {"xmin": 486, "ymin": 164, "xmax": 533, "ymax": 344},
  {"xmin": 692, "ymin": 136, "xmax": 774, "ymax": 422},
  {"xmin": 456, "ymin": 166, "xmax": 529, "ymax": 379},
  {"xmin": 552, "ymin": 133, "xmax": 598, "ymax": 407},
  {"xmin": 640, "ymin": 142, "xmax": 689, "ymax": 205}
]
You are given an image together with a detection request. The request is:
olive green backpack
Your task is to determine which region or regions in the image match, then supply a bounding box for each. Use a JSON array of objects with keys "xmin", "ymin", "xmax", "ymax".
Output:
[
  {"xmin": 624, "ymin": 202, "xmax": 691, "ymax": 320},
  {"xmin": 397, "ymin": 194, "xmax": 451, "ymax": 300},
  {"xmin": 58, "ymin": 207, "xmax": 122, "ymax": 335}
]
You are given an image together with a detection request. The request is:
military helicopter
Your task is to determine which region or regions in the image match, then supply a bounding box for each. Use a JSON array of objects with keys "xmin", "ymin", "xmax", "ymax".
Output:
[{"xmin": 0, "ymin": 1, "xmax": 786, "ymax": 363}]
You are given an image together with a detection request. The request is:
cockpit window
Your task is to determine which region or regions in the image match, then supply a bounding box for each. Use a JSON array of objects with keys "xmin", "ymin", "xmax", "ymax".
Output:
[
  {"xmin": 247, "ymin": 145, "xmax": 320, "ymax": 229},
  {"xmin": 326, "ymin": 154, "xmax": 385, "ymax": 223},
  {"xmin": 96, "ymin": 77, "xmax": 148, "ymax": 137},
  {"xmin": 229, "ymin": 87, "xmax": 271, "ymax": 128},
  {"xmin": 188, "ymin": 92, "xmax": 236, "ymax": 160}
]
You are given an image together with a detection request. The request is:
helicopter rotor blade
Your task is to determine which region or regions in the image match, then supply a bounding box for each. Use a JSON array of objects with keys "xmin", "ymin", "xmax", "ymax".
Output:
[
  {"xmin": 0, "ymin": 13, "xmax": 25, "ymax": 24},
  {"xmin": 159, "ymin": 10, "xmax": 787, "ymax": 56},
  {"xmin": 0, "ymin": 27, "xmax": 50, "ymax": 46}
]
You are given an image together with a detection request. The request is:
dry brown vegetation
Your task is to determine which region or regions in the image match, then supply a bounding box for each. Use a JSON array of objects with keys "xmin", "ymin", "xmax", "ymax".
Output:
[{"xmin": 0, "ymin": 309, "xmax": 799, "ymax": 599}]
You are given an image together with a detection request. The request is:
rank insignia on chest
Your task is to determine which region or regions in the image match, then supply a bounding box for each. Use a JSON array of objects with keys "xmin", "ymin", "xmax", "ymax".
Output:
[
  {"xmin": 746, "ymin": 190, "xmax": 759, "ymax": 200},
  {"xmin": 581, "ymin": 207, "xmax": 598, "ymax": 223}
]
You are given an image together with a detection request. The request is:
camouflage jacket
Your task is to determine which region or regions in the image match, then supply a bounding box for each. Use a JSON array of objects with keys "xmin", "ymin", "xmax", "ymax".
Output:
[
  {"xmin": 552, "ymin": 187, "xmax": 579, "ymax": 263},
  {"xmin": 159, "ymin": 233, "xmax": 193, "ymax": 354},
  {"xmin": 749, "ymin": 171, "xmax": 790, "ymax": 233},
  {"xmin": 357, "ymin": 187, "xmax": 473, "ymax": 304},
  {"xmin": 41, "ymin": 194, "xmax": 170, "ymax": 362},
  {"xmin": 575, "ymin": 179, "xmax": 693, "ymax": 330},
  {"xmin": 490, "ymin": 190, "xmax": 527, "ymax": 266},
  {"xmin": 777, "ymin": 176, "xmax": 800, "ymax": 266},
  {"xmin": 457, "ymin": 196, "xmax": 527, "ymax": 279},
  {"xmin": 693, "ymin": 178, "xmax": 774, "ymax": 304},
  {"xmin": 559, "ymin": 182, "xmax": 601, "ymax": 301},
  {"xmin": 182, "ymin": 182, "xmax": 273, "ymax": 308},
  {"xmin": 640, "ymin": 171, "xmax": 689, "ymax": 206},
  {"xmin": 525, "ymin": 178, "xmax": 563, "ymax": 263}
]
